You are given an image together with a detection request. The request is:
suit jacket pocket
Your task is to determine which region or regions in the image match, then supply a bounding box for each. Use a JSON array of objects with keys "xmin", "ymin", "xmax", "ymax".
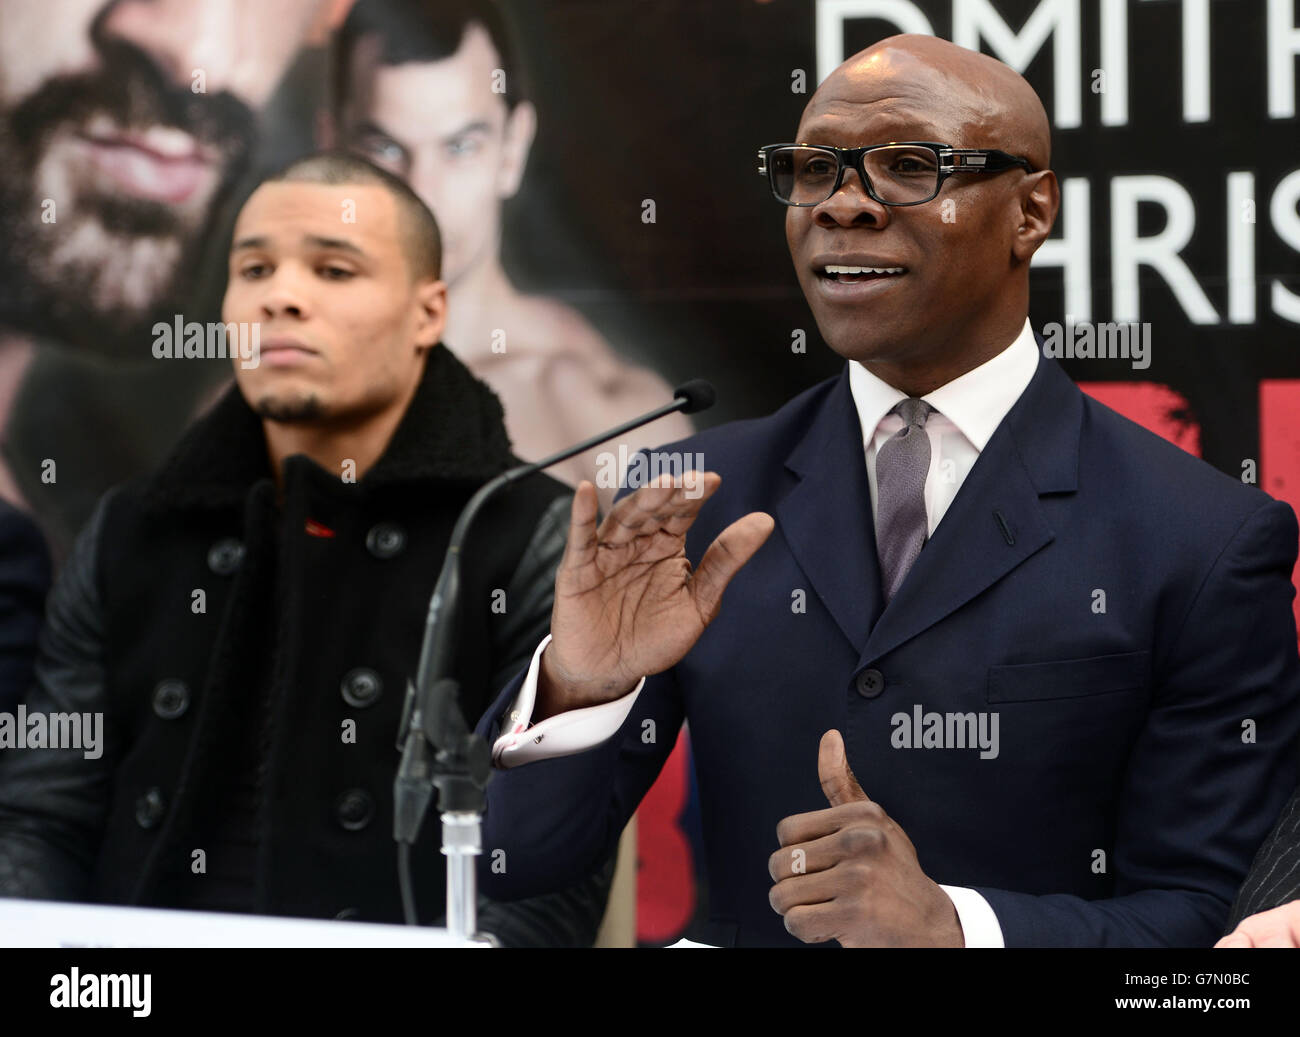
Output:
[{"xmin": 987, "ymin": 650, "xmax": 1151, "ymax": 704}]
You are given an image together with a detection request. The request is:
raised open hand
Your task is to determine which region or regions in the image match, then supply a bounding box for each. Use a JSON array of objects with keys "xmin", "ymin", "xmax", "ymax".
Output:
[{"xmin": 537, "ymin": 472, "xmax": 774, "ymax": 716}]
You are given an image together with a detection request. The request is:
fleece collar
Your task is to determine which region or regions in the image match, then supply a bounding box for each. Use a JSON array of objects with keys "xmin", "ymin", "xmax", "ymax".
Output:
[{"xmin": 139, "ymin": 344, "xmax": 517, "ymax": 513}]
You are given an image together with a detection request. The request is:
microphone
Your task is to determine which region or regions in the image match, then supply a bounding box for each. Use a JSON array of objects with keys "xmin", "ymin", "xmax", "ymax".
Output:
[
  {"xmin": 393, "ymin": 381, "xmax": 716, "ymax": 929},
  {"xmin": 672, "ymin": 378, "xmax": 715, "ymax": 415}
]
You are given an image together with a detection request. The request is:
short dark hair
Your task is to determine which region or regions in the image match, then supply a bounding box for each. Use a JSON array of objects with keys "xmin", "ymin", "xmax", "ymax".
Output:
[
  {"xmin": 332, "ymin": 0, "xmax": 527, "ymax": 115},
  {"xmin": 255, "ymin": 151, "xmax": 442, "ymax": 280}
]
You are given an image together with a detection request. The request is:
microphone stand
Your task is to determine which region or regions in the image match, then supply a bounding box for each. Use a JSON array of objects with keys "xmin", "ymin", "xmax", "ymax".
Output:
[{"xmin": 393, "ymin": 381, "xmax": 715, "ymax": 939}]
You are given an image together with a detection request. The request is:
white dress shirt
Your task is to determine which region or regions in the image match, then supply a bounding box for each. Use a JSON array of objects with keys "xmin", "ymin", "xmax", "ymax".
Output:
[{"xmin": 492, "ymin": 318, "xmax": 1042, "ymax": 948}]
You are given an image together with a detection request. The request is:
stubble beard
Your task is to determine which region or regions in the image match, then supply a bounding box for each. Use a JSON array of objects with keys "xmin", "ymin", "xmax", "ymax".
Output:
[{"xmin": 253, "ymin": 393, "xmax": 326, "ymax": 424}]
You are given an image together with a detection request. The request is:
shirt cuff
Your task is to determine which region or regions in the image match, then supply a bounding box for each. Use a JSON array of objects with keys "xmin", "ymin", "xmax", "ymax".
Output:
[
  {"xmin": 939, "ymin": 885, "xmax": 1004, "ymax": 947},
  {"xmin": 491, "ymin": 634, "xmax": 646, "ymax": 768}
]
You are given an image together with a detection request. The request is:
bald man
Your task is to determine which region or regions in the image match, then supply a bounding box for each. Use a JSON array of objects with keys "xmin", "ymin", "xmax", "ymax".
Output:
[{"xmin": 472, "ymin": 36, "xmax": 1300, "ymax": 948}]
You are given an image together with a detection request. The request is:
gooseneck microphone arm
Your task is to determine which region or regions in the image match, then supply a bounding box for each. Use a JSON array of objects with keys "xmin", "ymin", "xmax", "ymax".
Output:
[{"xmin": 393, "ymin": 379, "xmax": 716, "ymax": 935}]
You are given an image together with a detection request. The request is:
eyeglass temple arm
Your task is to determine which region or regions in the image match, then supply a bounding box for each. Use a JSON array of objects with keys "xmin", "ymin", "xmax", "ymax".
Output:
[{"xmin": 943, "ymin": 149, "xmax": 1034, "ymax": 173}]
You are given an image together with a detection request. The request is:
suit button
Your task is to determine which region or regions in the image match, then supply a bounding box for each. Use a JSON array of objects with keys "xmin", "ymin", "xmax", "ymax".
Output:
[
  {"xmin": 365, "ymin": 523, "xmax": 406, "ymax": 559},
  {"xmin": 152, "ymin": 679, "xmax": 190, "ymax": 720},
  {"xmin": 336, "ymin": 789, "xmax": 374, "ymax": 831},
  {"xmin": 207, "ymin": 538, "xmax": 245, "ymax": 575},
  {"xmin": 334, "ymin": 907, "xmax": 360, "ymax": 921},
  {"xmin": 135, "ymin": 787, "xmax": 166, "ymax": 829},
  {"xmin": 855, "ymin": 668, "xmax": 885, "ymax": 698},
  {"xmin": 340, "ymin": 667, "xmax": 382, "ymax": 708}
]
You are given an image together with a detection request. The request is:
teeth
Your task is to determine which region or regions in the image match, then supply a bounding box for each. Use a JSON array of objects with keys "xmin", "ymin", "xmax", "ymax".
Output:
[{"xmin": 823, "ymin": 265, "xmax": 905, "ymax": 275}]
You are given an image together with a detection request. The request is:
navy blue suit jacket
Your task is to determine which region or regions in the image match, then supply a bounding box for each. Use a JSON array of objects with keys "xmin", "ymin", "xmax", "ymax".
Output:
[{"xmin": 476, "ymin": 352, "xmax": 1300, "ymax": 947}]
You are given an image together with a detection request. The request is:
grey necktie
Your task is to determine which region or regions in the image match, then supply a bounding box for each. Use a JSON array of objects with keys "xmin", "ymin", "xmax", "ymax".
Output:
[{"xmin": 875, "ymin": 398, "xmax": 933, "ymax": 603}]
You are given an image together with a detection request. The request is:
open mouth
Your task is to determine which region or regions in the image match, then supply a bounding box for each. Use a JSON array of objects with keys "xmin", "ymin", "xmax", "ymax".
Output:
[{"xmin": 816, "ymin": 264, "xmax": 908, "ymax": 284}]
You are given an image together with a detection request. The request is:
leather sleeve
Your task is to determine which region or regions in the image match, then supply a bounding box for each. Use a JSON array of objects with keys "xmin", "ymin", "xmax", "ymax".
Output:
[
  {"xmin": 0, "ymin": 502, "xmax": 52, "ymax": 712},
  {"xmin": 0, "ymin": 494, "xmax": 115, "ymax": 900},
  {"xmin": 475, "ymin": 492, "xmax": 616, "ymax": 946},
  {"xmin": 473, "ymin": 850, "xmax": 616, "ymax": 948},
  {"xmin": 487, "ymin": 493, "xmax": 568, "ymax": 699}
]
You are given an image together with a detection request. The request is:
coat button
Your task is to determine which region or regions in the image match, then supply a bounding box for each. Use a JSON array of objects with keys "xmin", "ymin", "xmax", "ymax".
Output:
[
  {"xmin": 152, "ymin": 679, "xmax": 190, "ymax": 720},
  {"xmin": 135, "ymin": 787, "xmax": 166, "ymax": 829},
  {"xmin": 340, "ymin": 668, "xmax": 383, "ymax": 708},
  {"xmin": 336, "ymin": 789, "xmax": 374, "ymax": 831},
  {"xmin": 855, "ymin": 668, "xmax": 885, "ymax": 698},
  {"xmin": 207, "ymin": 538, "xmax": 246, "ymax": 575},
  {"xmin": 365, "ymin": 523, "xmax": 406, "ymax": 559}
]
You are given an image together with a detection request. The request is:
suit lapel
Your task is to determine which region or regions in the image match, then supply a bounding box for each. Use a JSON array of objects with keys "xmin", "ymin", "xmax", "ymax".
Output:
[
  {"xmin": 776, "ymin": 368, "xmax": 884, "ymax": 651},
  {"xmin": 863, "ymin": 351, "xmax": 1082, "ymax": 664},
  {"xmin": 860, "ymin": 423, "xmax": 1052, "ymax": 665},
  {"xmin": 775, "ymin": 351, "xmax": 1084, "ymax": 663}
]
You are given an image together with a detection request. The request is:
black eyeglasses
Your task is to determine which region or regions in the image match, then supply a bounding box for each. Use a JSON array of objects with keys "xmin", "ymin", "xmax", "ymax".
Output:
[{"xmin": 757, "ymin": 142, "xmax": 1034, "ymax": 207}]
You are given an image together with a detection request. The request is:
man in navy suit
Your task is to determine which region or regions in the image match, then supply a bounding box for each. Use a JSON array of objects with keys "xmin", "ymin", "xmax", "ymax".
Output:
[{"xmin": 474, "ymin": 34, "xmax": 1300, "ymax": 947}]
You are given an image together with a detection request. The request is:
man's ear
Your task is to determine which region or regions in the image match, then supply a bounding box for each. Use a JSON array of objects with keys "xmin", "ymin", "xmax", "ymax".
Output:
[
  {"xmin": 496, "ymin": 101, "xmax": 537, "ymax": 200},
  {"xmin": 413, "ymin": 278, "xmax": 448, "ymax": 353},
  {"xmin": 1012, "ymin": 170, "xmax": 1060, "ymax": 264}
]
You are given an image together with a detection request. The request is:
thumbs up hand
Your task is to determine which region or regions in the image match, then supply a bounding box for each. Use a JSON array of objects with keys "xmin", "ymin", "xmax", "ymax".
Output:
[{"xmin": 767, "ymin": 729, "xmax": 965, "ymax": 947}]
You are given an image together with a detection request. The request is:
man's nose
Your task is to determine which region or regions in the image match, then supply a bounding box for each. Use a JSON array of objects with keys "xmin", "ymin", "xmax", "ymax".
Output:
[
  {"xmin": 98, "ymin": 0, "xmax": 239, "ymax": 95},
  {"xmin": 257, "ymin": 269, "xmax": 312, "ymax": 320},
  {"xmin": 813, "ymin": 168, "xmax": 891, "ymax": 229}
]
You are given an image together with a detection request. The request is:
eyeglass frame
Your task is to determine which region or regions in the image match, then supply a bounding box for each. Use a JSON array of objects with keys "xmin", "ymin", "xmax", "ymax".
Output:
[{"xmin": 756, "ymin": 141, "xmax": 1035, "ymax": 207}]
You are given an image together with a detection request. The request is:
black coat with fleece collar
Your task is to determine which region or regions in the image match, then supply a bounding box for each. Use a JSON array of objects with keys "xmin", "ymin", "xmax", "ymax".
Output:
[{"xmin": 0, "ymin": 344, "xmax": 612, "ymax": 945}]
